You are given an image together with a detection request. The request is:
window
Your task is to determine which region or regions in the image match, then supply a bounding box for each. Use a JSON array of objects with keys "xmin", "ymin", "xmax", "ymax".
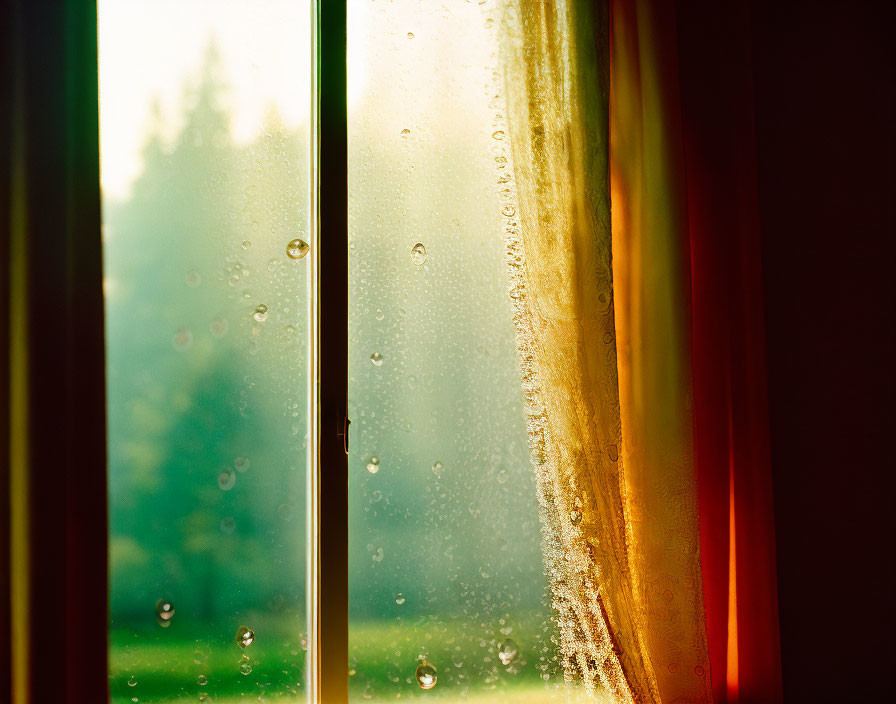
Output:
[
  {"xmin": 100, "ymin": 2, "xmax": 587, "ymax": 702},
  {"xmin": 100, "ymin": 2, "xmax": 313, "ymax": 701},
  {"xmin": 346, "ymin": 1, "xmax": 585, "ymax": 701}
]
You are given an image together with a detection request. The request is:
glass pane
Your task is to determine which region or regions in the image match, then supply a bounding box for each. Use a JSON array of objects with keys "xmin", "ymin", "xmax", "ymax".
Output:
[
  {"xmin": 347, "ymin": 2, "xmax": 588, "ymax": 701},
  {"xmin": 99, "ymin": 2, "xmax": 313, "ymax": 702}
]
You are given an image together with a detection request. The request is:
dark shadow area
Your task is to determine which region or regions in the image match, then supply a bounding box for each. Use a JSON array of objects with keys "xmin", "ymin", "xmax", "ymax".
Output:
[{"xmin": 752, "ymin": 1, "xmax": 895, "ymax": 700}]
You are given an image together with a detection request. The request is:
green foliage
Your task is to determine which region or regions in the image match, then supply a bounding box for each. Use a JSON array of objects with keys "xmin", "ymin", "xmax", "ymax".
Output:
[{"xmin": 106, "ymin": 44, "xmax": 309, "ymax": 627}]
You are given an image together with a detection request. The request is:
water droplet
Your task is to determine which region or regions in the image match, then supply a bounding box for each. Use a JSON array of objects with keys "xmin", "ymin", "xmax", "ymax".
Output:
[
  {"xmin": 286, "ymin": 238, "xmax": 310, "ymax": 260},
  {"xmin": 366, "ymin": 456, "xmax": 380, "ymax": 474},
  {"xmin": 217, "ymin": 470, "xmax": 236, "ymax": 491},
  {"xmin": 415, "ymin": 661, "xmax": 437, "ymax": 690},
  {"xmin": 172, "ymin": 328, "xmax": 193, "ymax": 351},
  {"xmin": 695, "ymin": 665, "xmax": 705, "ymax": 677},
  {"xmin": 234, "ymin": 456, "xmax": 250, "ymax": 473},
  {"xmin": 570, "ymin": 510, "xmax": 583, "ymax": 526},
  {"xmin": 128, "ymin": 677, "xmax": 137, "ymax": 687},
  {"xmin": 498, "ymin": 639, "xmax": 519, "ymax": 666},
  {"xmin": 432, "ymin": 461, "xmax": 443, "ymax": 476},
  {"xmin": 370, "ymin": 352, "xmax": 384, "ymax": 366},
  {"xmin": 220, "ymin": 517, "xmax": 235, "ymax": 534},
  {"xmin": 375, "ymin": 308, "xmax": 384, "ymax": 321},
  {"xmin": 608, "ymin": 444, "xmax": 619, "ymax": 462},
  {"xmin": 300, "ymin": 634, "xmax": 309, "ymax": 651},
  {"xmin": 407, "ymin": 32, "xmax": 415, "ymax": 39},
  {"xmin": 400, "ymin": 128, "xmax": 411, "ymax": 138},
  {"xmin": 241, "ymin": 289, "xmax": 252, "ymax": 300},
  {"xmin": 197, "ymin": 675, "xmax": 207, "ymax": 686},
  {"xmin": 235, "ymin": 625, "xmax": 255, "ymax": 648},
  {"xmin": 496, "ymin": 469, "xmax": 508, "ymax": 484},
  {"xmin": 410, "ymin": 243, "xmax": 427, "ymax": 266},
  {"xmin": 209, "ymin": 317, "xmax": 229, "ymax": 338},
  {"xmin": 502, "ymin": 205, "xmax": 516, "ymax": 217},
  {"xmin": 253, "ymin": 304, "xmax": 268, "ymax": 322},
  {"xmin": 156, "ymin": 599, "xmax": 175, "ymax": 622},
  {"xmin": 199, "ymin": 693, "xmax": 209, "ymax": 702},
  {"xmin": 371, "ymin": 547, "xmax": 384, "ymax": 562},
  {"xmin": 492, "ymin": 130, "xmax": 504, "ymax": 140},
  {"xmin": 395, "ymin": 593, "xmax": 406, "ymax": 605},
  {"xmin": 238, "ymin": 657, "xmax": 252, "ymax": 675},
  {"xmin": 285, "ymin": 324, "xmax": 296, "ymax": 335},
  {"xmin": 241, "ymin": 239, "xmax": 252, "ymax": 250},
  {"xmin": 185, "ymin": 270, "xmax": 202, "ymax": 288},
  {"xmin": 485, "ymin": 17, "xmax": 495, "ymax": 28}
]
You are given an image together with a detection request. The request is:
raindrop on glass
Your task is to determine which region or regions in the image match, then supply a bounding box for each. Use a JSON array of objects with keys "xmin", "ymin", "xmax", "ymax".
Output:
[
  {"xmin": 234, "ymin": 456, "xmax": 250, "ymax": 473},
  {"xmin": 401, "ymin": 128, "xmax": 411, "ymax": 138},
  {"xmin": 185, "ymin": 270, "xmax": 201, "ymax": 288},
  {"xmin": 371, "ymin": 547, "xmax": 384, "ymax": 562},
  {"xmin": 366, "ymin": 457, "xmax": 380, "ymax": 474},
  {"xmin": 127, "ymin": 677, "xmax": 137, "ymax": 687},
  {"xmin": 410, "ymin": 243, "xmax": 427, "ymax": 265},
  {"xmin": 395, "ymin": 593, "xmax": 406, "ymax": 605},
  {"xmin": 407, "ymin": 32, "xmax": 415, "ymax": 39},
  {"xmin": 370, "ymin": 352, "xmax": 384, "ymax": 367},
  {"xmin": 172, "ymin": 328, "xmax": 193, "ymax": 351},
  {"xmin": 253, "ymin": 304, "xmax": 268, "ymax": 323},
  {"xmin": 432, "ymin": 461, "xmax": 443, "ymax": 476},
  {"xmin": 485, "ymin": 17, "xmax": 495, "ymax": 28},
  {"xmin": 496, "ymin": 469, "xmax": 508, "ymax": 484},
  {"xmin": 492, "ymin": 130, "xmax": 504, "ymax": 140},
  {"xmin": 502, "ymin": 205, "xmax": 516, "ymax": 217},
  {"xmin": 498, "ymin": 638, "xmax": 519, "ymax": 666},
  {"xmin": 156, "ymin": 599, "xmax": 175, "ymax": 622},
  {"xmin": 241, "ymin": 239, "xmax": 252, "ymax": 250},
  {"xmin": 197, "ymin": 675, "xmax": 207, "ymax": 686},
  {"xmin": 415, "ymin": 661, "xmax": 437, "ymax": 690},
  {"xmin": 209, "ymin": 317, "xmax": 229, "ymax": 338},
  {"xmin": 375, "ymin": 308, "xmax": 384, "ymax": 321},
  {"xmin": 238, "ymin": 655, "xmax": 252, "ymax": 675},
  {"xmin": 217, "ymin": 470, "xmax": 236, "ymax": 491},
  {"xmin": 235, "ymin": 625, "xmax": 255, "ymax": 648},
  {"xmin": 286, "ymin": 238, "xmax": 310, "ymax": 260}
]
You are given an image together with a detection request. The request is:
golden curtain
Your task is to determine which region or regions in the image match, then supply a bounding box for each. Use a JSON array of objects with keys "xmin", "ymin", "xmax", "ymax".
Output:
[{"xmin": 501, "ymin": 1, "xmax": 711, "ymax": 701}]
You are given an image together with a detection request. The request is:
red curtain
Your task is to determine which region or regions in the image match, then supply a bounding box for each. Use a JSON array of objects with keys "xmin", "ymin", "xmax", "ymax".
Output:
[
  {"xmin": 676, "ymin": 2, "xmax": 783, "ymax": 702},
  {"xmin": 611, "ymin": 1, "xmax": 783, "ymax": 701}
]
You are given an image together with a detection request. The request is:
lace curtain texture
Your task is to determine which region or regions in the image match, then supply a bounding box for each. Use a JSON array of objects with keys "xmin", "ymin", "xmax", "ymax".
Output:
[{"xmin": 499, "ymin": 1, "xmax": 712, "ymax": 701}]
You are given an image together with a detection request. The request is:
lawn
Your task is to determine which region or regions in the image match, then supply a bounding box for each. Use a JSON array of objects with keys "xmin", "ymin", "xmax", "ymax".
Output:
[{"xmin": 110, "ymin": 614, "xmax": 605, "ymax": 703}]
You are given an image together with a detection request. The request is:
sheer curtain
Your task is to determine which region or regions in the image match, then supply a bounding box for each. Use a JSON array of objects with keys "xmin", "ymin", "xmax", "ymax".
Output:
[{"xmin": 500, "ymin": 1, "xmax": 781, "ymax": 702}]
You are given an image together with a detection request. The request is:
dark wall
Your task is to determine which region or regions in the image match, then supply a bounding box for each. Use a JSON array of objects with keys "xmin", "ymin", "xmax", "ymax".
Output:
[{"xmin": 752, "ymin": 1, "xmax": 895, "ymax": 700}]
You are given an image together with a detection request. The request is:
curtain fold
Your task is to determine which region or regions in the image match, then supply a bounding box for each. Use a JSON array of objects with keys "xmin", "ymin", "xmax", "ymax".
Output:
[
  {"xmin": 502, "ymin": 1, "xmax": 710, "ymax": 701},
  {"xmin": 502, "ymin": 0, "xmax": 781, "ymax": 702}
]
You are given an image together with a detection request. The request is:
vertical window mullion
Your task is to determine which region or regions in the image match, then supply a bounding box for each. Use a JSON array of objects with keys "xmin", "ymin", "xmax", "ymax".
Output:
[{"xmin": 315, "ymin": 1, "xmax": 349, "ymax": 702}]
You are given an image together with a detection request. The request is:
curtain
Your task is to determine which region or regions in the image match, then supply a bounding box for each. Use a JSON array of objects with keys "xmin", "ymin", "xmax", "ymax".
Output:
[{"xmin": 501, "ymin": 1, "xmax": 782, "ymax": 702}]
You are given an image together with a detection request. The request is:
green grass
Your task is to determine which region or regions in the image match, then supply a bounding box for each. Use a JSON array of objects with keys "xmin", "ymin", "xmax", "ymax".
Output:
[{"xmin": 110, "ymin": 614, "xmax": 602, "ymax": 703}]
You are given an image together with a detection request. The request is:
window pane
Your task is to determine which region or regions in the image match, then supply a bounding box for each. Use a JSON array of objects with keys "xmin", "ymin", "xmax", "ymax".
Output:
[
  {"xmin": 99, "ymin": 2, "xmax": 312, "ymax": 702},
  {"xmin": 347, "ymin": 2, "xmax": 588, "ymax": 701}
]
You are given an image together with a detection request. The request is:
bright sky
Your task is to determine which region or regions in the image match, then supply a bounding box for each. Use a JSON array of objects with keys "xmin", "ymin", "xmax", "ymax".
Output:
[{"xmin": 98, "ymin": 0, "xmax": 312, "ymax": 199}]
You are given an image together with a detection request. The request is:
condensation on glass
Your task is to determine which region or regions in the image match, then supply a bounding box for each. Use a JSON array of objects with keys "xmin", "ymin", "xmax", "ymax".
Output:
[
  {"xmin": 347, "ymin": 1, "xmax": 589, "ymax": 701},
  {"xmin": 99, "ymin": 2, "xmax": 313, "ymax": 702}
]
